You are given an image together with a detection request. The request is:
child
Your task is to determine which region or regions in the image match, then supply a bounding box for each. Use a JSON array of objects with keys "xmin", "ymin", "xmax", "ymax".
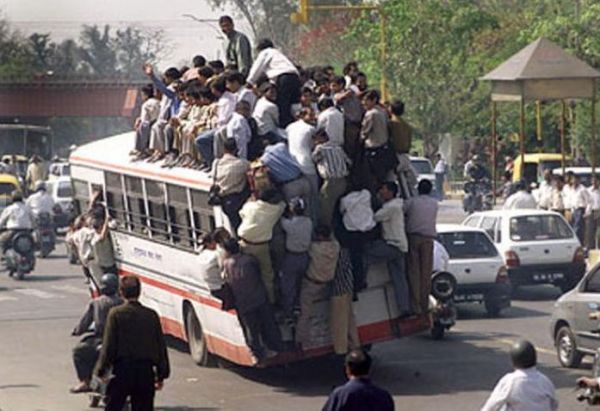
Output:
[{"xmin": 131, "ymin": 84, "xmax": 160, "ymax": 159}]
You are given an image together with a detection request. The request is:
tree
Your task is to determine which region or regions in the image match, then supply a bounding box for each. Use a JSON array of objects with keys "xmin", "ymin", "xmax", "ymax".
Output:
[{"xmin": 79, "ymin": 25, "xmax": 118, "ymax": 76}]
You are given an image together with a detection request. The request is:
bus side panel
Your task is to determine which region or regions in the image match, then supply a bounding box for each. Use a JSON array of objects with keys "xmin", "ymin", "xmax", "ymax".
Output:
[{"xmin": 71, "ymin": 164, "xmax": 104, "ymax": 185}]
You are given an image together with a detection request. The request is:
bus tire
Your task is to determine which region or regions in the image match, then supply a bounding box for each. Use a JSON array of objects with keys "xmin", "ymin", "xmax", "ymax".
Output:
[{"xmin": 184, "ymin": 306, "xmax": 213, "ymax": 367}]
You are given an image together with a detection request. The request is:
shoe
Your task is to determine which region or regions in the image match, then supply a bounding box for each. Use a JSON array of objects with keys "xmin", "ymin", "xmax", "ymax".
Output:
[{"xmin": 69, "ymin": 383, "xmax": 92, "ymax": 394}]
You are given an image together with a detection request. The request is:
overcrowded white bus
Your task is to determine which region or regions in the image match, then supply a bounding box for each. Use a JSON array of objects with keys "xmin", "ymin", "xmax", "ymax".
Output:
[{"xmin": 70, "ymin": 131, "xmax": 440, "ymax": 367}]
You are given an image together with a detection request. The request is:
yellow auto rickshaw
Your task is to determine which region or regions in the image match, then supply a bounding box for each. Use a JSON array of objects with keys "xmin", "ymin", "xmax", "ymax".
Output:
[
  {"xmin": 0, "ymin": 173, "xmax": 21, "ymax": 212},
  {"xmin": 512, "ymin": 153, "xmax": 571, "ymax": 185}
]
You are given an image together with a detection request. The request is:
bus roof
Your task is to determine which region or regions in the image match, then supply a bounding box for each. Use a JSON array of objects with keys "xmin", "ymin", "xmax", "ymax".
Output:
[
  {"xmin": 69, "ymin": 132, "xmax": 212, "ymax": 190},
  {"xmin": 0, "ymin": 124, "xmax": 52, "ymax": 133}
]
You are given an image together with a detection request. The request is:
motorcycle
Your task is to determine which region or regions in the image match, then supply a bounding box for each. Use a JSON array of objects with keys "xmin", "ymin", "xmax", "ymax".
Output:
[
  {"xmin": 3, "ymin": 230, "xmax": 36, "ymax": 280},
  {"xmin": 463, "ymin": 180, "xmax": 493, "ymax": 214},
  {"xmin": 35, "ymin": 211, "xmax": 56, "ymax": 258},
  {"xmin": 430, "ymin": 271, "xmax": 458, "ymax": 340},
  {"xmin": 576, "ymin": 312, "xmax": 600, "ymax": 408}
]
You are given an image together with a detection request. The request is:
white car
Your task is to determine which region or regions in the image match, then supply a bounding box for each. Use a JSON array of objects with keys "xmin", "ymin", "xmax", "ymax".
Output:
[
  {"xmin": 45, "ymin": 176, "xmax": 74, "ymax": 228},
  {"xmin": 463, "ymin": 209, "xmax": 585, "ymax": 293},
  {"xmin": 437, "ymin": 224, "xmax": 511, "ymax": 316},
  {"xmin": 410, "ymin": 156, "xmax": 435, "ymax": 185}
]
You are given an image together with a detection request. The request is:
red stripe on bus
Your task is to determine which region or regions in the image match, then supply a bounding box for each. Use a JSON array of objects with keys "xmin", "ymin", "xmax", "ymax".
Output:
[{"xmin": 70, "ymin": 155, "xmax": 211, "ymax": 188}]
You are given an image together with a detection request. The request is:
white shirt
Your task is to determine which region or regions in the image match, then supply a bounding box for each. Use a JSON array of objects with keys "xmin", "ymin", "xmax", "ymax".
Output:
[
  {"xmin": 216, "ymin": 91, "xmax": 237, "ymax": 128},
  {"xmin": 374, "ymin": 198, "xmax": 408, "ymax": 252},
  {"xmin": 434, "ymin": 159, "xmax": 447, "ymax": 174},
  {"xmin": 140, "ymin": 98, "xmax": 160, "ymax": 123},
  {"xmin": 71, "ymin": 227, "xmax": 95, "ymax": 267},
  {"xmin": 235, "ymin": 88, "xmax": 257, "ymax": 112},
  {"xmin": 226, "ymin": 112, "xmax": 252, "ymax": 160},
  {"xmin": 481, "ymin": 367, "xmax": 558, "ymax": 411},
  {"xmin": 317, "ymin": 107, "xmax": 344, "ymax": 146},
  {"xmin": 0, "ymin": 202, "xmax": 34, "ymax": 230},
  {"xmin": 562, "ymin": 185, "xmax": 573, "ymax": 210},
  {"xmin": 340, "ymin": 190, "xmax": 376, "ymax": 232},
  {"xmin": 588, "ymin": 186, "xmax": 600, "ymax": 211},
  {"xmin": 537, "ymin": 181, "xmax": 553, "ymax": 209},
  {"xmin": 247, "ymin": 48, "xmax": 299, "ymax": 85},
  {"xmin": 286, "ymin": 120, "xmax": 316, "ymax": 176},
  {"xmin": 197, "ymin": 248, "xmax": 223, "ymax": 291},
  {"xmin": 26, "ymin": 191, "xmax": 55, "ymax": 216},
  {"xmin": 503, "ymin": 191, "xmax": 537, "ymax": 210},
  {"xmin": 433, "ymin": 240, "xmax": 449, "ymax": 272},
  {"xmin": 571, "ymin": 184, "xmax": 591, "ymax": 210},
  {"xmin": 253, "ymin": 97, "xmax": 279, "ymax": 135}
]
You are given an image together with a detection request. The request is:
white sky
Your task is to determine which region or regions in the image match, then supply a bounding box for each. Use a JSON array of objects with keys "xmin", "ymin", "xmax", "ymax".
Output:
[{"xmin": 0, "ymin": 0, "xmax": 252, "ymax": 66}]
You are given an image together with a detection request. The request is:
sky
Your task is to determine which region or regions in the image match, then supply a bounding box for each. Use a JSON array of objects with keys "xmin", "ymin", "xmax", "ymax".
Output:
[{"xmin": 0, "ymin": 0, "xmax": 252, "ymax": 66}]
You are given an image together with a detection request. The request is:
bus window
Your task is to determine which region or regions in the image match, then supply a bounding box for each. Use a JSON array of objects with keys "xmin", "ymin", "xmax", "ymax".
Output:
[
  {"xmin": 72, "ymin": 179, "xmax": 90, "ymax": 215},
  {"xmin": 190, "ymin": 190, "xmax": 215, "ymax": 239},
  {"xmin": 125, "ymin": 176, "xmax": 146, "ymax": 234},
  {"xmin": 145, "ymin": 180, "xmax": 168, "ymax": 240},
  {"xmin": 167, "ymin": 184, "xmax": 193, "ymax": 247},
  {"xmin": 105, "ymin": 172, "xmax": 126, "ymax": 226}
]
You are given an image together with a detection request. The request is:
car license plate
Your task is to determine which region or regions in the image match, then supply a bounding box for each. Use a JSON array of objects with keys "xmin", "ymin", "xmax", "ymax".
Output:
[
  {"xmin": 454, "ymin": 293, "xmax": 484, "ymax": 302},
  {"xmin": 533, "ymin": 273, "xmax": 564, "ymax": 282}
]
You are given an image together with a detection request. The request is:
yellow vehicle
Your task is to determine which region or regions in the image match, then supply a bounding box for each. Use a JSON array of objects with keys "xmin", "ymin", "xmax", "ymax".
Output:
[
  {"xmin": 0, "ymin": 173, "xmax": 21, "ymax": 211},
  {"xmin": 512, "ymin": 153, "xmax": 571, "ymax": 184},
  {"xmin": 1, "ymin": 154, "xmax": 29, "ymax": 177}
]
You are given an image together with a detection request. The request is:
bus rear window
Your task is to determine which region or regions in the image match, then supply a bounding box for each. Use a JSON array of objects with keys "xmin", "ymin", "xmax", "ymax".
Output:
[{"xmin": 510, "ymin": 215, "xmax": 573, "ymax": 241}]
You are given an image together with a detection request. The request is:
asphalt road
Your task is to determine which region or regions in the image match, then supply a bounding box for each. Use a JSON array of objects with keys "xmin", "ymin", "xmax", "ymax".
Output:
[{"xmin": 0, "ymin": 200, "xmax": 593, "ymax": 411}]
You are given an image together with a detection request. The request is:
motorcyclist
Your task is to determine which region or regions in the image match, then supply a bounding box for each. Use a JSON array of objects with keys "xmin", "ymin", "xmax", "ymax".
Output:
[
  {"xmin": 463, "ymin": 155, "xmax": 490, "ymax": 182},
  {"xmin": 0, "ymin": 190, "xmax": 34, "ymax": 258},
  {"xmin": 26, "ymin": 181, "xmax": 55, "ymax": 218},
  {"xmin": 70, "ymin": 273, "xmax": 123, "ymax": 394}
]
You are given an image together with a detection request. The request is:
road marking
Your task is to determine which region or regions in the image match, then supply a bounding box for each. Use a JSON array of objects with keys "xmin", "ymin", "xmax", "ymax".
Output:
[
  {"xmin": 13, "ymin": 288, "xmax": 64, "ymax": 300},
  {"xmin": 50, "ymin": 285, "xmax": 89, "ymax": 295}
]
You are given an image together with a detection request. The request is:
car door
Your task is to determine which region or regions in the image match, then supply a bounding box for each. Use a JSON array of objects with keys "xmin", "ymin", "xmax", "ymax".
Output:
[{"xmin": 574, "ymin": 266, "xmax": 600, "ymax": 351}]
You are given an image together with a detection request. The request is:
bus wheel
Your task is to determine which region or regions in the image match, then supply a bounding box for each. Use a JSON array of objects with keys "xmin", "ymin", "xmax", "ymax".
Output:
[{"xmin": 185, "ymin": 307, "xmax": 213, "ymax": 367}]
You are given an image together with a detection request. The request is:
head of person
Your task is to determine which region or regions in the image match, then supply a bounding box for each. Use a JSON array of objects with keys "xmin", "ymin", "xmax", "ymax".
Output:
[
  {"xmin": 330, "ymin": 76, "xmax": 346, "ymax": 94},
  {"xmin": 300, "ymin": 87, "xmax": 315, "ymax": 106},
  {"xmin": 208, "ymin": 60, "xmax": 225, "ymax": 75},
  {"xmin": 593, "ymin": 175, "xmax": 600, "ymax": 189},
  {"xmin": 323, "ymin": 65, "xmax": 335, "ymax": 79},
  {"xmin": 223, "ymin": 138, "xmax": 239, "ymax": 156},
  {"xmin": 210, "ymin": 77, "xmax": 227, "ymax": 98},
  {"xmin": 378, "ymin": 181, "xmax": 398, "ymax": 202},
  {"xmin": 119, "ymin": 274, "xmax": 141, "ymax": 301},
  {"xmin": 34, "ymin": 181, "xmax": 46, "ymax": 193},
  {"xmin": 289, "ymin": 197, "xmax": 306, "ymax": 216},
  {"xmin": 200, "ymin": 232, "xmax": 216, "ymax": 250},
  {"xmin": 435, "ymin": 153, "xmax": 442, "ymax": 161},
  {"xmin": 573, "ymin": 174, "xmax": 581, "ymax": 187},
  {"xmin": 141, "ymin": 83, "xmax": 154, "ymax": 101},
  {"xmin": 198, "ymin": 86, "xmax": 215, "ymax": 106},
  {"xmin": 163, "ymin": 67, "xmax": 181, "ymax": 85},
  {"xmin": 343, "ymin": 61, "xmax": 359, "ymax": 77},
  {"xmin": 312, "ymin": 128, "xmax": 329, "ymax": 145},
  {"xmin": 225, "ymin": 71, "xmax": 246, "ymax": 93},
  {"xmin": 298, "ymin": 107, "xmax": 316, "ymax": 124},
  {"xmin": 256, "ymin": 38, "xmax": 275, "ymax": 53},
  {"xmin": 362, "ymin": 90, "xmax": 380, "ymax": 110},
  {"xmin": 212, "ymin": 227, "xmax": 232, "ymax": 247},
  {"xmin": 390, "ymin": 100, "xmax": 405, "ymax": 117},
  {"xmin": 317, "ymin": 97, "xmax": 334, "ymax": 113},
  {"xmin": 198, "ymin": 66, "xmax": 215, "ymax": 85},
  {"xmin": 260, "ymin": 82, "xmax": 278, "ymax": 102},
  {"xmin": 418, "ymin": 179, "xmax": 433, "ymax": 196},
  {"xmin": 100, "ymin": 273, "xmax": 119, "ymax": 296},
  {"xmin": 235, "ymin": 100, "xmax": 251, "ymax": 118},
  {"xmin": 223, "ymin": 238, "xmax": 241, "ymax": 257},
  {"xmin": 554, "ymin": 175, "xmax": 565, "ymax": 189},
  {"xmin": 314, "ymin": 224, "xmax": 332, "ymax": 241},
  {"xmin": 354, "ymin": 72, "xmax": 368, "ymax": 91},
  {"xmin": 314, "ymin": 73, "xmax": 331, "ymax": 96},
  {"xmin": 345, "ymin": 349, "xmax": 372, "ymax": 379},
  {"xmin": 185, "ymin": 87, "xmax": 201, "ymax": 105},
  {"xmin": 543, "ymin": 168, "xmax": 552, "ymax": 183},
  {"xmin": 219, "ymin": 15, "xmax": 235, "ymax": 36},
  {"xmin": 510, "ymin": 339, "xmax": 537, "ymax": 369},
  {"xmin": 566, "ymin": 171, "xmax": 575, "ymax": 185},
  {"xmin": 10, "ymin": 190, "xmax": 22, "ymax": 203},
  {"xmin": 192, "ymin": 55, "xmax": 206, "ymax": 68}
]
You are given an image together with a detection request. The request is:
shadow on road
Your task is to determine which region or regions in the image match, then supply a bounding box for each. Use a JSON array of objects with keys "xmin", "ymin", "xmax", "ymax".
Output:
[
  {"xmin": 37, "ymin": 253, "xmax": 68, "ymax": 260},
  {"xmin": 512, "ymin": 285, "xmax": 562, "ymax": 301},
  {"xmin": 0, "ymin": 384, "xmax": 39, "ymax": 389},
  {"xmin": 457, "ymin": 304, "xmax": 549, "ymax": 320},
  {"xmin": 23, "ymin": 274, "xmax": 82, "ymax": 282}
]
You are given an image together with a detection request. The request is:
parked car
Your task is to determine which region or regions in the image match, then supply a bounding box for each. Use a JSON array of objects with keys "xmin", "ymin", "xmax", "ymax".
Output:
[
  {"xmin": 410, "ymin": 156, "xmax": 436, "ymax": 196},
  {"xmin": 437, "ymin": 224, "xmax": 511, "ymax": 317},
  {"xmin": 463, "ymin": 209, "xmax": 585, "ymax": 293},
  {"xmin": 48, "ymin": 161, "xmax": 70, "ymax": 180},
  {"xmin": 553, "ymin": 167, "xmax": 599, "ymax": 187},
  {"xmin": 551, "ymin": 263, "xmax": 600, "ymax": 368},
  {"xmin": 45, "ymin": 176, "xmax": 74, "ymax": 229}
]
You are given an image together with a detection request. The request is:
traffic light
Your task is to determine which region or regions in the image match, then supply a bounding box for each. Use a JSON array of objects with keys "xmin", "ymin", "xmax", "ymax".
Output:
[{"xmin": 290, "ymin": 0, "xmax": 310, "ymax": 24}]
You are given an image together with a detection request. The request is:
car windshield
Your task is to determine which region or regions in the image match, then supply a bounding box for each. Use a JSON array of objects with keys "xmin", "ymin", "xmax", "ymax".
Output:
[
  {"xmin": 411, "ymin": 160, "xmax": 433, "ymax": 174},
  {"xmin": 0, "ymin": 182, "xmax": 15, "ymax": 195},
  {"xmin": 438, "ymin": 232, "xmax": 498, "ymax": 259},
  {"xmin": 509, "ymin": 215, "xmax": 573, "ymax": 241},
  {"xmin": 57, "ymin": 181, "xmax": 73, "ymax": 198}
]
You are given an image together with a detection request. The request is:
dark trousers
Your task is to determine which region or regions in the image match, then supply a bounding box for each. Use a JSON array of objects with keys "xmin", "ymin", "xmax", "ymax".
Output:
[
  {"xmin": 275, "ymin": 73, "xmax": 301, "ymax": 128},
  {"xmin": 105, "ymin": 360, "xmax": 155, "ymax": 411},
  {"xmin": 238, "ymin": 303, "xmax": 283, "ymax": 359},
  {"xmin": 586, "ymin": 211, "xmax": 600, "ymax": 249},
  {"xmin": 435, "ymin": 173, "xmax": 445, "ymax": 200},
  {"xmin": 221, "ymin": 189, "xmax": 250, "ymax": 233},
  {"xmin": 408, "ymin": 234, "xmax": 434, "ymax": 314},
  {"xmin": 278, "ymin": 251, "xmax": 309, "ymax": 316},
  {"xmin": 572, "ymin": 207, "xmax": 586, "ymax": 245},
  {"xmin": 72, "ymin": 335, "xmax": 101, "ymax": 382}
]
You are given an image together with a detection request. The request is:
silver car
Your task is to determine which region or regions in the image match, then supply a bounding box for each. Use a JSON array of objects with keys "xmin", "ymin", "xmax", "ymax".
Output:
[{"xmin": 551, "ymin": 263, "xmax": 600, "ymax": 368}]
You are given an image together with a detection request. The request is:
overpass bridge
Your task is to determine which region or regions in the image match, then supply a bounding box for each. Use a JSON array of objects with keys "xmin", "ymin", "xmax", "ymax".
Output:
[{"xmin": 0, "ymin": 75, "xmax": 148, "ymax": 118}]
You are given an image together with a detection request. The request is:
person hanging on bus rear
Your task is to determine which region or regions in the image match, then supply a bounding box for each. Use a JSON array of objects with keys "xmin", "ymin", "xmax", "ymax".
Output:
[{"xmin": 221, "ymin": 238, "xmax": 283, "ymax": 361}]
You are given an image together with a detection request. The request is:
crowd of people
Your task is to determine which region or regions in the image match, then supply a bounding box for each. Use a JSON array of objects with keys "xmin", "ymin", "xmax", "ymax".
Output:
[{"xmin": 126, "ymin": 14, "xmax": 438, "ymax": 362}]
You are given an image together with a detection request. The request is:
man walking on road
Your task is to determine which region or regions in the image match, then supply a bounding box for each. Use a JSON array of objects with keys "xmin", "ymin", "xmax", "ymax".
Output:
[
  {"xmin": 434, "ymin": 153, "xmax": 447, "ymax": 201},
  {"xmin": 481, "ymin": 339, "xmax": 558, "ymax": 411},
  {"xmin": 96, "ymin": 275, "xmax": 170, "ymax": 411},
  {"xmin": 322, "ymin": 349, "xmax": 394, "ymax": 411}
]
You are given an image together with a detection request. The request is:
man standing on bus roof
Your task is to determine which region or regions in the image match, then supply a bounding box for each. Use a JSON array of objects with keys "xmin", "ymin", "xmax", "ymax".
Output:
[{"xmin": 219, "ymin": 15, "xmax": 253, "ymax": 78}]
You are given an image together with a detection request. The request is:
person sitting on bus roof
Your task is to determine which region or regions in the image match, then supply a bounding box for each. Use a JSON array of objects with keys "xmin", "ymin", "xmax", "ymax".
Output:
[
  {"xmin": 237, "ymin": 188, "xmax": 285, "ymax": 304},
  {"xmin": 131, "ymin": 84, "xmax": 160, "ymax": 160},
  {"xmin": 226, "ymin": 71, "xmax": 257, "ymax": 111},
  {"xmin": 278, "ymin": 197, "xmax": 312, "ymax": 322},
  {"xmin": 181, "ymin": 55, "xmax": 206, "ymax": 82},
  {"xmin": 162, "ymin": 82, "xmax": 194, "ymax": 168},
  {"xmin": 224, "ymin": 101, "xmax": 253, "ymax": 160},
  {"xmin": 208, "ymin": 60, "xmax": 225, "ymax": 76},
  {"xmin": 317, "ymin": 97, "xmax": 344, "ymax": 148},
  {"xmin": 291, "ymin": 87, "xmax": 318, "ymax": 119},
  {"xmin": 252, "ymin": 82, "xmax": 284, "ymax": 146},
  {"xmin": 25, "ymin": 154, "xmax": 46, "ymax": 193},
  {"xmin": 295, "ymin": 225, "xmax": 340, "ymax": 350},
  {"xmin": 213, "ymin": 138, "xmax": 250, "ymax": 232},
  {"xmin": 221, "ymin": 238, "xmax": 283, "ymax": 361}
]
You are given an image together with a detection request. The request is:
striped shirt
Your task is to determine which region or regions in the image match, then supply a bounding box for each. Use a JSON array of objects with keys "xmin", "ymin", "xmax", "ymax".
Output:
[
  {"xmin": 312, "ymin": 142, "xmax": 351, "ymax": 180},
  {"xmin": 331, "ymin": 248, "xmax": 354, "ymax": 296}
]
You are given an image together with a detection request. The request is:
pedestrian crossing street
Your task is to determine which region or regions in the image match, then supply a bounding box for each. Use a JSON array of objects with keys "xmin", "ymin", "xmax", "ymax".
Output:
[{"xmin": 0, "ymin": 283, "xmax": 89, "ymax": 303}]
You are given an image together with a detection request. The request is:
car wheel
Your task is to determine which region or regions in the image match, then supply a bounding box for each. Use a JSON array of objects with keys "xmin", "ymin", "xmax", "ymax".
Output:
[
  {"xmin": 484, "ymin": 300, "xmax": 502, "ymax": 318},
  {"xmin": 185, "ymin": 307, "xmax": 214, "ymax": 367},
  {"xmin": 555, "ymin": 326, "xmax": 583, "ymax": 368}
]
